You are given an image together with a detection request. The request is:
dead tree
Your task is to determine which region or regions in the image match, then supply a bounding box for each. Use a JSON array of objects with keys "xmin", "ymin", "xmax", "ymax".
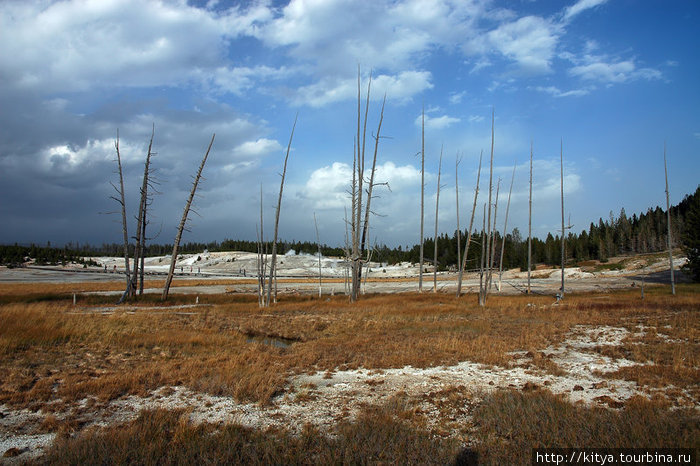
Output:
[
  {"xmin": 487, "ymin": 178, "xmax": 501, "ymax": 291},
  {"xmin": 560, "ymin": 139, "xmax": 565, "ymax": 298},
  {"xmin": 433, "ymin": 146, "xmax": 443, "ymax": 292},
  {"xmin": 359, "ymin": 93, "xmax": 386, "ymax": 278},
  {"xmin": 478, "ymin": 202, "xmax": 487, "ymax": 306},
  {"xmin": 349, "ymin": 68, "xmax": 385, "ymax": 302},
  {"xmin": 349, "ymin": 71, "xmax": 365, "ymax": 303},
  {"xmin": 130, "ymin": 127, "xmax": 155, "ymax": 296},
  {"xmin": 455, "ymin": 153, "xmax": 462, "ymax": 289},
  {"xmin": 558, "ymin": 140, "xmax": 573, "ymax": 299},
  {"xmin": 419, "ymin": 106, "xmax": 426, "ymax": 292},
  {"xmin": 663, "ymin": 143, "xmax": 676, "ymax": 295},
  {"xmin": 481, "ymin": 109, "xmax": 495, "ymax": 306},
  {"xmin": 498, "ymin": 163, "xmax": 516, "ymax": 291},
  {"xmin": 138, "ymin": 125, "xmax": 158, "ymax": 295},
  {"xmin": 528, "ymin": 142, "xmax": 533, "ymax": 295},
  {"xmin": 457, "ymin": 150, "xmax": 482, "ymax": 296},
  {"xmin": 266, "ymin": 116, "xmax": 297, "ymax": 306},
  {"xmin": 111, "ymin": 130, "xmax": 131, "ymax": 302},
  {"xmin": 162, "ymin": 134, "xmax": 215, "ymax": 301}
]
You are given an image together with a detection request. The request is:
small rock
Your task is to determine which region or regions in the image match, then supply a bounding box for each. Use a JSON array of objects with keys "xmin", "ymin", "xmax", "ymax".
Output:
[
  {"xmin": 543, "ymin": 380, "xmax": 551, "ymax": 386},
  {"xmin": 572, "ymin": 385, "xmax": 584, "ymax": 391},
  {"xmin": 4, "ymin": 448, "xmax": 24, "ymax": 458},
  {"xmin": 591, "ymin": 381, "xmax": 608, "ymax": 389}
]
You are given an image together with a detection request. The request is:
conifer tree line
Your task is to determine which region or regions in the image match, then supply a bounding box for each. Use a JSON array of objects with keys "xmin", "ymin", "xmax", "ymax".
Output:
[{"xmin": 2, "ymin": 186, "xmax": 698, "ymax": 277}]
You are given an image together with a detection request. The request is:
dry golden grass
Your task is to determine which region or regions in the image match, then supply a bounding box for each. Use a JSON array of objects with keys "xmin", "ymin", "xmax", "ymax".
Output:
[
  {"xmin": 474, "ymin": 389, "xmax": 699, "ymax": 465},
  {"xmin": 41, "ymin": 403, "xmax": 461, "ymax": 466},
  {"xmin": 1, "ymin": 285, "xmax": 698, "ymax": 410}
]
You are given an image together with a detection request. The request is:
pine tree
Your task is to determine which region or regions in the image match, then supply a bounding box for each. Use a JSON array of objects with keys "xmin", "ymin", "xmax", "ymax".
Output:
[{"xmin": 682, "ymin": 187, "xmax": 700, "ymax": 282}]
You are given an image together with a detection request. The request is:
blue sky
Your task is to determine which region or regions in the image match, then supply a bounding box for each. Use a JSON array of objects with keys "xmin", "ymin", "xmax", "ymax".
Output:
[{"xmin": 0, "ymin": 0, "xmax": 698, "ymax": 249}]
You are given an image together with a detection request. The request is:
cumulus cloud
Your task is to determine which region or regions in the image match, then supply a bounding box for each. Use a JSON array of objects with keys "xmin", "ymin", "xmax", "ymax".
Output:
[
  {"xmin": 414, "ymin": 114, "xmax": 461, "ymax": 130},
  {"xmin": 293, "ymin": 71, "xmax": 433, "ymax": 107},
  {"xmin": 0, "ymin": 0, "xmax": 259, "ymax": 93},
  {"xmin": 299, "ymin": 160, "xmax": 420, "ymax": 210},
  {"xmin": 299, "ymin": 162, "xmax": 352, "ymax": 209},
  {"xmin": 568, "ymin": 57, "xmax": 662, "ymax": 84},
  {"xmin": 487, "ymin": 16, "xmax": 560, "ymax": 74}
]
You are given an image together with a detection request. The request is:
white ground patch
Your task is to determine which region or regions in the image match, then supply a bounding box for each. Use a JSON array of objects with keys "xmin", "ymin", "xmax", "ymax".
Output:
[{"xmin": 1, "ymin": 325, "xmax": 666, "ymax": 462}]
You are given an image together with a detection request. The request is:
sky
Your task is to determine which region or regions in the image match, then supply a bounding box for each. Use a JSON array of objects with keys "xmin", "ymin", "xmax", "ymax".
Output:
[{"xmin": 1, "ymin": 0, "xmax": 698, "ymax": 250}]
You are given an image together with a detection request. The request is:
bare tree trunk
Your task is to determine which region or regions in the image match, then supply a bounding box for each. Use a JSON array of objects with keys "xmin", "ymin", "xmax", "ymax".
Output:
[
  {"xmin": 360, "ymin": 93, "xmax": 386, "ymax": 268},
  {"xmin": 350, "ymin": 68, "xmax": 365, "ymax": 303},
  {"xmin": 457, "ymin": 150, "xmax": 482, "ymax": 296},
  {"xmin": 138, "ymin": 198, "xmax": 147, "ymax": 294},
  {"xmin": 162, "ymin": 134, "xmax": 215, "ymax": 301},
  {"xmin": 351, "ymin": 68, "xmax": 384, "ymax": 302},
  {"xmin": 362, "ymin": 243, "xmax": 374, "ymax": 295},
  {"xmin": 433, "ymin": 146, "xmax": 443, "ymax": 292},
  {"xmin": 256, "ymin": 224, "xmax": 262, "ymax": 306},
  {"xmin": 664, "ymin": 142, "xmax": 675, "ymax": 295},
  {"xmin": 483, "ymin": 109, "xmax": 495, "ymax": 302},
  {"xmin": 487, "ymin": 178, "xmax": 501, "ymax": 291},
  {"xmin": 419, "ymin": 105, "xmax": 425, "ymax": 292},
  {"xmin": 478, "ymin": 203, "xmax": 486, "ymax": 306},
  {"xmin": 528, "ymin": 142, "xmax": 533, "ymax": 295},
  {"xmin": 455, "ymin": 153, "xmax": 461, "ymax": 289},
  {"xmin": 354, "ymin": 72, "xmax": 373, "ymax": 300},
  {"xmin": 314, "ymin": 212, "xmax": 322, "ymax": 298},
  {"xmin": 132, "ymin": 126, "xmax": 155, "ymax": 297},
  {"xmin": 112, "ymin": 130, "xmax": 131, "ymax": 302},
  {"xmin": 266, "ymin": 116, "xmax": 297, "ymax": 306},
  {"xmin": 560, "ymin": 139, "xmax": 566, "ymax": 299},
  {"xmin": 498, "ymin": 163, "xmax": 516, "ymax": 291},
  {"xmin": 344, "ymin": 206, "xmax": 351, "ymax": 296}
]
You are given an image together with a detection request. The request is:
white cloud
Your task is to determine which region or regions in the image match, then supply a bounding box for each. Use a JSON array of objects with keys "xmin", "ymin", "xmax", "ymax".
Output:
[
  {"xmin": 374, "ymin": 161, "xmax": 421, "ymax": 191},
  {"xmin": 562, "ymin": 0, "xmax": 608, "ymax": 22},
  {"xmin": 300, "ymin": 162, "xmax": 352, "ymax": 209},
  {"xmin": 449, "ymin": 91, "xmax": 467, "ymax": 105},
  {"xmin": 569, "ymin": 58, "xmax": 662, "ymax": 84},
  {"xmin": 533, "ymin": 85, "xmax": 591, "ymax": 98},
  {"xmin": 260, "ymin": 0, "xmax": 487, "ymax": 74},
  {"xmin": 233, "ymin": 138, "xmax": 282, "ymax": 159},
  {"xmin": 299, "ymin": 160, "xmax": 420, "ymax": 210},
  {"xmin": 205, "ymin": 65, "xmax": 296, "ymax": 95},
  {"xmin": 487, "ymin": 16, "xmax": 560, "ymax": 74},
  {"xmin": 469, "ymin": 58, "xmax": 492, "ymax": 74},
  {"xmin": 414, "ymin": 114, "xmax": 461, "ymax": 130},
  {"xmin": 294, "ymin": 71, "xmax": 432, "ymax": 107},
  {"xmin": 41, "ymin": 139, "xmax": 115, "ymax": 172},
  {"xmin": 0, "ymin": 0, "xmax": 270, "ymax": 93}
]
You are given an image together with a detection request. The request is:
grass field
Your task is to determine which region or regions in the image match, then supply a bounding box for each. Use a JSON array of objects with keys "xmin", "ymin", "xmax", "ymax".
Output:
[{"xmin": 1, "ymin": 283, "xmax": 698, "ymax": 464}]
